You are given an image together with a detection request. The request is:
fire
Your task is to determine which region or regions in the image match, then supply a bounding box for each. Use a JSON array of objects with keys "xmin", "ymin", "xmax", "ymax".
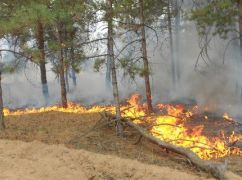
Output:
[
  {"xmin": 4, "ymin": 94, "xmax": 242, "ymax": 160},
  {"xmin": 223, "ymin": 112, "xmax": 233, "ymax": 121},
  {"xmin": 3, "ymin": 103, "xmax": 113, "ymax": 116}
]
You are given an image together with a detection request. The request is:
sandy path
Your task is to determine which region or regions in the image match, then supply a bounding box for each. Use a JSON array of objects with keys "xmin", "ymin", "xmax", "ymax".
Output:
[{"xmin": 0, "ymin": 140, "xmax": 239, "ymax": 180}]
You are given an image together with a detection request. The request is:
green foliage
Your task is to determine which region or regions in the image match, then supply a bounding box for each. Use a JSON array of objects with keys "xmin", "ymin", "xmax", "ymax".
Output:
[
  {"xmin": 114, "ymin": 0, "xmax": 166, "ymax": 25},
  {"xmin": 119, "ymin": 57, "xmax": 145, "ymax": 80},
  {"xmin": 93, "ymin": 58, "xmax": 105, "ymax": 72},
  {"xmin": 0, "ymin": 0, "xmax": 160, "ymax": 80},
  {"xmin": 0, "ymin": 0, "xmax": 95, "ymax": 75},
  {"xmin": 191, "ymin": 0, "xmax": 238, "ymax": 38},
  {"xmin": 99, "ymin": 0, "xmax": 165, "ymax": 81},
  {"xmin": 0, "ymin": 59, "xmax": 22, "ymax": 74},
  {"xmin": 2, "ymin": 63, "xmax": 16, "ymax": 74}
]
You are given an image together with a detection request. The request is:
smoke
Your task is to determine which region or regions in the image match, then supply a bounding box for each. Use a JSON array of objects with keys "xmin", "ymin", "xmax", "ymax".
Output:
[
  {"xmin": 2, "ymin": 0, "xmax": 242, "ymax": 122},
  {"xmin": 148, "ymin": 12, "xmax": 242, "ymax": 118},
  {"xmin": 2, "ymin": 62, "xmax": 139, "ymax": 108}
]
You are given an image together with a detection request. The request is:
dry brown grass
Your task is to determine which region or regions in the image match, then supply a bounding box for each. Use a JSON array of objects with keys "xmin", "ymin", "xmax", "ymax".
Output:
[{"xmin": 0, "ymin": 111, "xmax": 241, "ymax": 178}]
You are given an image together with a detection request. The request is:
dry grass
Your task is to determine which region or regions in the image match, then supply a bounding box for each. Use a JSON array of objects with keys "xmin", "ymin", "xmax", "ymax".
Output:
[{"xmin": 0, "ymin": 111, "xmax": 241, "ymax": 178}]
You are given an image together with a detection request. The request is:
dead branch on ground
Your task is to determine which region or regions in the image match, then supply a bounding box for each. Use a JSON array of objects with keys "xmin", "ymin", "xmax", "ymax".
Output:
[{"xmin": 102, "ymin": 112, "xmax": 228, "ymax": 179}]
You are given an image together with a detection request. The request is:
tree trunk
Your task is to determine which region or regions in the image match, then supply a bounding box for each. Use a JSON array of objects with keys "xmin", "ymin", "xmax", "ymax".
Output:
[
  {"xmin": 106, "ymin": 48, "xmax": 112, "ymax": 89},
  {"xmin": 36, "ymin": 21, "xmax": 49, "ymax": 103},
  {"xmin": 174, "ymin": 0, "xmax": 181, "ymax": 81},
  {"xmin": 122, "ymin": 118, "xmax": 227, "ymax": 180},
  {"xmin": 107, "ymin": 0, "xmax": 123, "ymax": 136},
  {"xmin": 64, "ymin": 28, "xmax": 70, "ymax": 93},
  {"xmin": 0, "ymin": 72, "xmax": 5, "ymax": 130},
  {"xmin": 57, "ymin": 23, "xmax": 68, "ymax": 108},
  {"xmin": 139, "ymin": 0, "xmax": 153, "ymax": 113},
  {"xmin": 106, "ymin": 61, "xmax": 112, "ymax": 89},
  {"xmin": 167, "ymin": 0, "xmax": 177, "ymax": 90},
  {"xmin": 239, "ymin": 1, "xmax": 242, "ymax": 98},
  {"xmin": 106, "ymin": 9, "xmax": 112, "ymax": 90}
]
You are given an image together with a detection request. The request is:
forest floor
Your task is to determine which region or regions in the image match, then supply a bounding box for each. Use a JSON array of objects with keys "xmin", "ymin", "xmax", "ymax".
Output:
[{"xmin": 0, "ymin": 112, "xmax": 241, "ymax": 179}]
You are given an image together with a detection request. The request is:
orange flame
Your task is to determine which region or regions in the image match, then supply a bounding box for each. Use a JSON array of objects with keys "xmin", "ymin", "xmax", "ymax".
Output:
[
  {"xmin": 4, "ymin": 94, "xmax": 242, "ymax": 160},
  {"xmin": 223, "ymin": 113, "xmax": 233, "ymax": 122}
]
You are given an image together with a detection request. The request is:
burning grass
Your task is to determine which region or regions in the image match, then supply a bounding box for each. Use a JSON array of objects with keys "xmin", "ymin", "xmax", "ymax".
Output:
[
  {"xmin": 1, "ymin": 103, "xmax": 242, "ymax": 178},
  {"xmin": 1, "ymin": 112, "xmax": 212, "ymax": 178},
  {"xmin": 3, "ymin": 94, "xmax": 242, "ymax": 161}
]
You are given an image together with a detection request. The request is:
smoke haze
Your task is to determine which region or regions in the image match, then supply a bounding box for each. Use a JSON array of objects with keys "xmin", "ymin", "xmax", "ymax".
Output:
[{"xmin": 2, "ymin": 1, "xmax": 242, "ymax": 121}]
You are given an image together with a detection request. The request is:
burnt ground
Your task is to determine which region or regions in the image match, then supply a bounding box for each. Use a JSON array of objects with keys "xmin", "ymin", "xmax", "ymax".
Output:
[{"xmin": 0, "ymin": 112, "xmax": 241, "ymax": 178}]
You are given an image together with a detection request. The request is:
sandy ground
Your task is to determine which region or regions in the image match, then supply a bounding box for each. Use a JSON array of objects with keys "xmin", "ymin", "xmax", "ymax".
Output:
[
  {"xmin": 0, "ymin": 113, "xmax": 241, "ymax": 180},
  {"xmin": 0, "ymin": 139, "xmax": 228, "ymax": 180}
]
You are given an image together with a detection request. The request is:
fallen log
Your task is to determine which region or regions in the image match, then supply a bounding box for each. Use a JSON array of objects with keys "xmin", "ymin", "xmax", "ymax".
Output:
[
  {"xmin": 125, "ymin": 120, "xmax": 227, "ymax": 179},
  {"xmin": 121, "ymin": 117, "xmax": 227, "ymax": 180}
]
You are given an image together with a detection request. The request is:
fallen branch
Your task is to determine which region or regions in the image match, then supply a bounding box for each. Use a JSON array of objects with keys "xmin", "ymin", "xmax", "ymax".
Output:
[{"xmin": 121, "ymin": 117, "xmax": 227, "ymax": 180}]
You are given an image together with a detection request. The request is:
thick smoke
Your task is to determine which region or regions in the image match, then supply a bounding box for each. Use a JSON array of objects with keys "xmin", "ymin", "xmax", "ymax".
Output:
[
  {"xmin": 2, "ymin": 0, "xmax": 242, "ymax": 122},
  {"xmin": 2, "ymin": 62, "xmax": 139, "ymax": 108},
  {"xmin": 149, "ymin": 16, "xmax": 242, "ymax": 118}
]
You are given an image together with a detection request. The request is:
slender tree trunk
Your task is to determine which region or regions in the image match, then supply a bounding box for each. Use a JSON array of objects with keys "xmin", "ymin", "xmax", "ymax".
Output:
[
  {"xmin": 167, "ymin": 0, "xmax": 177, "ymax": 90},
  {"xmin": 36, "ymin": 21, "xmax": 49, "ymax": 102},
  {"xmin": 106, "ymin": 49, "xmax": 112, "ymax": 89},
  {"xmin": 0, "ymin": 72, "xmax": 5, "ymax": 130},
  {"xmin": 174, "ymin": 0, "xmax": 181, "ymax": 80},
  {"xmin": 126, "ymin": 19, "xmax": 133, "ymax": 57},
  {"xmin": 107, "ymin": 0, "xmax": 123, "ymax": 136},
  {"xmin": 239, "ymin": 1, "xmax": 242, "ymax": 98},
  {"xmin": 64, "ymin": 28, "xmax": 70, "ymax": 92},
  {"xmin": 57, "ymin": 23, "xmax": 68, "ymax": 108},
  {"xmin": 106, "ymin": 12, "xmax": 112, "ymax": 90},
  {"xmin": 139, "ymin": 0, "xmax": 153, "ymax": 113}
]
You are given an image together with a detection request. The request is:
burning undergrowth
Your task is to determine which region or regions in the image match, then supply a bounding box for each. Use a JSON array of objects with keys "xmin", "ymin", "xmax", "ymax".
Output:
[{"xmin": 4, "ymin": 94, "xmax": 242, "ymax": 160}]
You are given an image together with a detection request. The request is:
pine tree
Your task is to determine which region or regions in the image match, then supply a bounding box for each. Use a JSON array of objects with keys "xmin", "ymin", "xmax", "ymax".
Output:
[
  {"xmin": 191, "ymin": 0, "xmax": 241, "ymax": 96},
  {"xmin": 106, "ymin": 0, "xmax": 123, "ymax": 136},
  {"xmin": 0, "ymin": 0, "xmax": 94, "ymax": 108},
  {"xmin": 113, "ymin": 0, "xmax": 166, "ymax": 113}
]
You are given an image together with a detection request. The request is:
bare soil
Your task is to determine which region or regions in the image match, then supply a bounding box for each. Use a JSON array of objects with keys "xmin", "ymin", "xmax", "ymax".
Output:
[
  {"xmin": 0, "ymin": 139, "xmax": 216, "ymax": 180},
  {"xmin": 0, "ymin": 112, "xmax": 241, "ymax": 179}
]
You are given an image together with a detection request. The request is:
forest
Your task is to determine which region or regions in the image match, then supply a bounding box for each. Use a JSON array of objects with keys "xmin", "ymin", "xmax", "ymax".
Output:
[{"xmin": 0, "ymin": 0, "xmax": 242, "ymax": 180}]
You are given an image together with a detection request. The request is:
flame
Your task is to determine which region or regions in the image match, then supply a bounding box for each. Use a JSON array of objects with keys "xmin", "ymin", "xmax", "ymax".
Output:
[
  {"xmin": 223, "ymin": 112, "xmax": 233, "ymax": 121},
  {"xmin": 4, "ymin": 94, "xmax": 242, "ymax": 160}
]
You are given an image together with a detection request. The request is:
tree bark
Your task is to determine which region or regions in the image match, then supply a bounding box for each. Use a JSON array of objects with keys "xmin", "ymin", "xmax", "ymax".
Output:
[
  {"xmin": 36, "ymin": 21, "xmax": 49, "ymax": 102},
  {"xmin": 174, "ymin": 0, "xmax": 181, "ymax": 81},
  {"xmin": 64, "ymin": 28, "xmax": 70, "ymax": 93},
  {"xmin": 107, "ymin": 0, "xmax": 123, "ymax": 136},
  {"xmin": 57, "ymin": 23, "xmax": 68, "ymax": 108},
  {"xmin": 139, "ymin": 0, "xmax": 153, "ymax": 113},
  {"xmin": 106, "ymin": 6, "xmax": 112, "ymax": 90},
  {"xmin": 106, "ymin": 56, "xmax": 112, "ymax": 89},
  {"xmin": 167, "ymin": 0, "xmax": 177, "ymax": 90},
  {"xmin": 239, "ymin": 1, "xmax": 242, "ymax": 98},
  {"xmin": 123, "ymin": 118, "xmax": 227, "ymax": 180},
  {"xmin": 0, "ymin": 72, "xmax": 5, "ymax": 130}
]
